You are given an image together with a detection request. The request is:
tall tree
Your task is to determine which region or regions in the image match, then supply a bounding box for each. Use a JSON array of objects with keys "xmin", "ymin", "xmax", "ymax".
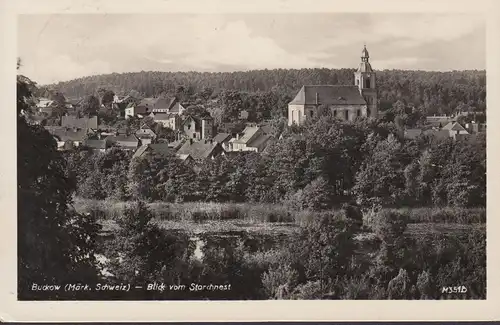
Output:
[{"xmin": 17, "ymin": 66, "xmax": 100, "ymax": 299}]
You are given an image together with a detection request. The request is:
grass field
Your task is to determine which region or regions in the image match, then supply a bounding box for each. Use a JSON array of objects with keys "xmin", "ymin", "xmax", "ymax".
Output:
[{"xmin": 75, "ymin": 198, "xmax": 486, "ymax": 236}]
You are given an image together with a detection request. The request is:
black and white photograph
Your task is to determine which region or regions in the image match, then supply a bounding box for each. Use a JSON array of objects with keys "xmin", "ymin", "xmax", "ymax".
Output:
[{"xmin": 4, "ymin": 0, "xmax": 500, "ymax": 320}]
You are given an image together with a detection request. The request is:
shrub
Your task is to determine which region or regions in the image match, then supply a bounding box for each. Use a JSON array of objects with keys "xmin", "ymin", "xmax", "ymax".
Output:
[
  {"xmin": 387, "ymin": 268, "xmax": 410, "ymax": 299},
  {"xmin": 261, "ymin": 264, "xmax": 299, "ymax": 299},
  {"xmin": 372, "ymin": 209, "xmax": 408, "ymax": 243}
]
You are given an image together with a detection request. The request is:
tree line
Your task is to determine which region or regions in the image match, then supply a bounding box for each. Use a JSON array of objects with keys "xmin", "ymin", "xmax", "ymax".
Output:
[
  {"xmin": 39, "ymin": 68, "xmax": 485, "ymax": 118},
  {"xmin": 68, "ymin": 114, "xmax": 486, "ymax": 210}
]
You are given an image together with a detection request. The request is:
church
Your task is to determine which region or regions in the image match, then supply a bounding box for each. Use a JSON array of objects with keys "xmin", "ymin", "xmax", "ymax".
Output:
[{"xmin": 288, "ymin": 45, "xmax": 378, "ymax": 126}]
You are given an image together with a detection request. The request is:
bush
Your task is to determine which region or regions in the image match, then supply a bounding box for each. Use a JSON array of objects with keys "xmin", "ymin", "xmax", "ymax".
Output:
[
  {"xmin": 261, "ymin": 264, "xmax": 299, "ymax": 299},
  {"xmin": 371, "ymin": 209, "xmax": 408, "ymax": 242}
]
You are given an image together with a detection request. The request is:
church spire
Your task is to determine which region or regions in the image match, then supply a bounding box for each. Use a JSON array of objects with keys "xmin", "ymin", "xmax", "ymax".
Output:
[{"xmin": 361, "ymin": 44, "xmax": 369, "ymax": 62}]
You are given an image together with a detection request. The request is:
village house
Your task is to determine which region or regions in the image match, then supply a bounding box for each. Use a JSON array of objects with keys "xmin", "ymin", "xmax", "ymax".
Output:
[
  {"xmin": 135, "ymin": 127, "xmax": 157, "ymax": 145},
  {"xmin": 288, "ymin": 45, "xmax": 378, "ymax": 126},
  {"xmin": 36, "ymin": 98, "xmax": 56, "ymax": 115},
  {"xmin": 149, "ymin": 112, "xmax": 181, "ymax": 130},
  {"xmin": 83, "ymin": 139, "xmax": 110, "ymax": 153},
  {"xmin": 181, "ymin": 115, "xmax": 214, "ymax": 140},
  {"xmin": 125, "ymin": 96, "xmax": 185, "ymax": 119},
  {"xmin": 213, "ymin": 133, "xmax": 233, "ymax": 151},
  {"xmin": 441, "ymin": 121, "xmax": 470, "ymax": 140},
  {"xmin": 231, "ymin": 126, "xmax": 274, "ymax": 153},
  {"xmin": 106, "ymin": 133, "xmax": 139, "ymax": 151},
  {"xmin": 61, "ymin": 115, "xmax": 98, "ymax": 130},
  {"xmin": 425, "ymin": 115, "xmax": 456, "ymax": 129},
  {"xmin": 45, "ymin": 126, "xmax": 89, "ymax": 151},
  {"xmin": 176, "ymin": 139, "xmax": 225, "ymax": 160}
]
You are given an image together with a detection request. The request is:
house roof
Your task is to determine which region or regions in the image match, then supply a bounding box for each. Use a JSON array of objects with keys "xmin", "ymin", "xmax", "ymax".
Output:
[
  {"xmin": 151, "ymin": 112, "xmax": 178, "ymax": 120},
  {"xmin": 106, "ymin": 134, "xmax": 139, "ymax": 146},
  {"xmin": 135, "ymin": 128, "xmax": 157, "ymax": 139},
  {"xmin": 167, "ymin": 139, "xmax": 185, "ymax": 150},
  {"xmin": 46, "ymin": 126, "xmax": 87, "ymax": 142},
  {"xmin": 133, "ymin": 143, "xmax": 175, "ymax": 159},
  {"xmin": 61, "ymin": 115, "xmax": 98, "ymax": 129},
  {"xmin": 213, "ymin": 133, "xmax": 232, "ymax": 144},
  {"xmin": 442, "ymin": 122, "xmax": 468, "ymax": 132},
  {"xmin": 36, "ymin": 98, "xmax": 54, "ymax": 108},
  {"xmin": 233, "ymin": 126, "xmax": 261, "ymax": 144},
  {"xmin": 169, "ymin": 102, "xmax": 184, "ymax": 114},
  {"xmin": 248, "ymin": 134, "xmax": 273, "ymax": 149},
  {"xmin": 138, "ymin": 97, "xmax": 177, "ymax": 111},
  {"xmin": 289, "ymin": 85, "xmax": 366, "ymax": 106},
  {"xmin": 176, "ymin": 139, "xmax": 221, "ymax": 159},
  {"xmin": 84, "ymin": 139, "xmax": 108, "ymax": 149},
  {"xmin": 181, "ymin": 115, "xmax": 201, "ymax": 127}
]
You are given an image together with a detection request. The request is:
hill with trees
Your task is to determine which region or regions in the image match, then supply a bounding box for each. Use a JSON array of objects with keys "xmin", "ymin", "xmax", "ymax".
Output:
[{"xmin": 39, "ymin": 68, "xmax": 486, "ymax": 118}]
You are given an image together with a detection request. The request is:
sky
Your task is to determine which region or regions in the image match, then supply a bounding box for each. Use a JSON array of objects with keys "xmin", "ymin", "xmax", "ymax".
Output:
[{"xmin": 17, "ymin": 13, "xmax": 486, "ymax": 85}]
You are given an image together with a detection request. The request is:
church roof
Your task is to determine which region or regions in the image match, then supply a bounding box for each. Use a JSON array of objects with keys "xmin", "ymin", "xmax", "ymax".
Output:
[
  {"xmin": 289, "ymin": 85, "xmax": 366, "ymax": 106},
  {"xmin": 357, "ymin": 62, "xmax": 374, "ymax": 73}
]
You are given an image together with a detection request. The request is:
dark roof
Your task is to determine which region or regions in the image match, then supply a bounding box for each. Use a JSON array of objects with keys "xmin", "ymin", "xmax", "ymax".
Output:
[
  {"xmin": 289, "ymin": 85, "xmax": 366, "ymax": 106},
  {"xmin": 138, "ymin": 97, "xmax": 177, "ymax": 111},
  {"xmin": 110, "ymin": 134, "xmax": 138, "ymax": 142},
  {"xmin": 46, "ymin": 126, "xmax": 87, "ymax": 142},
  {"xmin": 181, "ymin": 115, "xmax": 201, "ymax": 127},
  {"xmin": 423, "ymin": 129, "xmax": 451, "ymax": 140},
  {"xmin": 176, "ymin": 139, "xmax": 221, "ymax": 159},
  {"xmin": 133, "ymin": 143, "xmax": 175, "ymax": 159},
  {"xmin": 84, "ymin": 139, "xmax": 108, "ymax": 149},
  {"xmin": 248, "ymin": 134, "xmax": 273, "ymax": 149},
  {"xmin": 61, "ymin": 116, "xmax": 98, "ymax": 129},
  {"xmin": 213, "ymin": 133, "xmax": 232, "ymax": 143}
]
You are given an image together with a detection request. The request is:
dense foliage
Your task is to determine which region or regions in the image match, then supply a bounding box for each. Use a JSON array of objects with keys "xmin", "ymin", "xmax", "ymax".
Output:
[
  {"xmin": 66, "ymin": 115, "xmax": 486, "ymax": 210},
  {"xmin": 41, "ymin": 69, "xmax": 486, "ymax": 118}
]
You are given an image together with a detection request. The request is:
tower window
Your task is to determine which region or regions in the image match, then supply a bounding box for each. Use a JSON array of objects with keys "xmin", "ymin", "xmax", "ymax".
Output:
[
  {"xmin": 310, "ymin": 110, "xmax": 314, "ymax": 118},
  {"xmin": 357, "ymin": 110, "xmax": 361, "ymax": 117},
  {"xmin": 356, "ymin": 79, "xmax": 359, "ymax": 86},
  {"xmin": 365, "ymin": 79, "xmax": 371, "ymax": 88},
  {"xmin": 367, "ymin": 108, "xmax": 370, "ymax": 117},
  {"xmin": 345, "ymin": 110, "xmax": 349, "ymax": 120}
]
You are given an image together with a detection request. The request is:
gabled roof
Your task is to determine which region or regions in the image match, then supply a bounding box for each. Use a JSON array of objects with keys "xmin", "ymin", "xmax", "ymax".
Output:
[
  {"xmin": 442, "ymin": 122, "xmax": 468, "ymax": 133},
  {"xmin": 213, "ymin": 133, "xmax": 232, "ymax": 144},
  {"xmin": 107, "ymin": 134, "xmax": 139, "ymax": 144},
  {"xmin": 176, "ymin": 139, "xmax": 222, "ymax": 159},
  {"xmin": 233, "ymin": 126, "xmax": 261, "ymax": 144},
  {"xmin": 46, "ymin": 126, "xmax": 87, "ymax": 142},
  {"xmin": 289, "ymin": 85, "xmax": 366, "ymax": 106},
  {"xmin": 248, "ymin": 134, "xmax": 273, "ymax": 149},
  {"xmin": 133, "ymin": 143, "xmax": 175, "ymax": 159},
  {"xmin": 168, "ymin": 102, "xmax": 184, "ymax": 113},
  {"xmin": 61, "ymin": 115, "xmax": 98, "ymax": 129},
  {"xmin": 181, "ymin": 115, "xmax": 201, "ymax": 127}
]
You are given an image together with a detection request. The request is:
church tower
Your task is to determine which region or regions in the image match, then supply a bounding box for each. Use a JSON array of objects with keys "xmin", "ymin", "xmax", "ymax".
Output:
[{"xmin": 354, "ymin": 45, "xmax": 378, "ymax": 118}]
